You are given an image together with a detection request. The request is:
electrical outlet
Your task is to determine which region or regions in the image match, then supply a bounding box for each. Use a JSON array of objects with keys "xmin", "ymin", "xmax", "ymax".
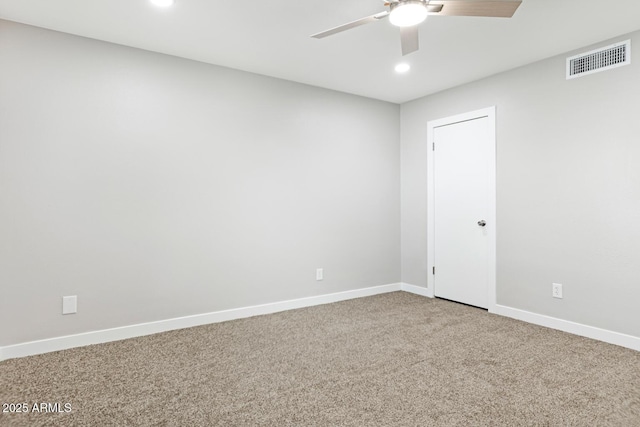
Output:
[
  {"xmin": 552, "ymin": 283, "xmax": 563, "ymax": 299},
  {"xmin": 316, "ymin": 268, "xmax": 323, "ymax": 281},
  {"xmin": 62, "ymin": 295, "xmax": 77, "ymax": 314}
]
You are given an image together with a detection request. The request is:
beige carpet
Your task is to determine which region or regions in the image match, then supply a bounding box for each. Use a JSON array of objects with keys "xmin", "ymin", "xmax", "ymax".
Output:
[{"xmin": 1, "ymin": 292, "xmax": 639, "ymax": 426}]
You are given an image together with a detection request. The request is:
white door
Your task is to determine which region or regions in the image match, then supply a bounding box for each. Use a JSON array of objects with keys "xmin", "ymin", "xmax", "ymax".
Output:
[{"xmin": 432, "ymin": 114, "xmax": 493, "ymax": 309}]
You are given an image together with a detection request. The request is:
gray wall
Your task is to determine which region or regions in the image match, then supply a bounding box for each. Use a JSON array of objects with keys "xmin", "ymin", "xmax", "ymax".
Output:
[
  {"xmin": 401, "ymin": 31, "xmax": 640, "ymax": 337},
  {"xmin": 0, "ymin": 20, "xmax": 400, "ymax": 346}
]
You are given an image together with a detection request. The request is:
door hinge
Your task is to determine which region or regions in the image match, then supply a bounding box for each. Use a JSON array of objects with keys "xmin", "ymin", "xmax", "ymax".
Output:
[
  {"xmin": 432, "ymin": 142, "xmax": 435, "ymax": 151},
  {"xmin": 432, "ymin": 266, "xmax": 435, "ymax": 275}
]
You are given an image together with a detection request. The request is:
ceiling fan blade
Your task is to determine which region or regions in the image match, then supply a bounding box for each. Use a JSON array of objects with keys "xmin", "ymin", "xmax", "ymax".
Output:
[
  {"xmin": 400, "ymin": 25, "xmax": 419, "ymax": 56},
  {"xmin": 429, "ymin": 0, "xmax": 522, "ymax": 18},
  {"xmin": 311, "ymin": 11, "xmax": 389, "ymax": 39}
]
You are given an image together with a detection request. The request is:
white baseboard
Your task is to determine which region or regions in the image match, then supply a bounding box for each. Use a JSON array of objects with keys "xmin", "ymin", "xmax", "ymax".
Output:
[
  {"xmin": 3, "ymin": 284, "xmax": 637, "ymax": 361},
  {"xmin": 0, "ymin": 283, "xmax": 402, "ymax": 361},
  {"xmin": 400, "ymin": 282, "xmax": 432, "ymax": 297},
  {"xmin": 493, "ymin": 304, "xmax": 640, "ymax": 352},
  {"xmin": 401, "ymin": 284, "xmax": 639, "ymax": 352}
]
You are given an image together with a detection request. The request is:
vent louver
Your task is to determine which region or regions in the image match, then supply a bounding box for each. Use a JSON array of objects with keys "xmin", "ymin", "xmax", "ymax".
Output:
[{"xmin": 566, "ymin": 40, "xmax": 631, "ymax": 79}]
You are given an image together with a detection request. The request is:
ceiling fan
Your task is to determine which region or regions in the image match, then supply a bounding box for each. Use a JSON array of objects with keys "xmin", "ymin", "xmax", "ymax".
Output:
[{"xmin": 311, "ymin": 0, "xmax": 522, "ymax": 56}]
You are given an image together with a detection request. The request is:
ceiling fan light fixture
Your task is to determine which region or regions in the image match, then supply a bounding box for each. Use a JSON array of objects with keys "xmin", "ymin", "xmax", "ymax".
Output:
[{"xmin": 389, "ymin": 1, "xmax": 428, "ymax": 27}]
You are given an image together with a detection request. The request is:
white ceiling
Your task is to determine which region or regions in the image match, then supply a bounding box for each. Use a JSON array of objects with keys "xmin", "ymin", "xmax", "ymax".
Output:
[{"xmin": 1, "ymin": 0, "xmax": 639, "ymax": 103}]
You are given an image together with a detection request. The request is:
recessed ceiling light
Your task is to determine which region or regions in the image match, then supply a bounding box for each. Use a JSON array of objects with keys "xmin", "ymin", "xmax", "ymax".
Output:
[
  {"xmin": 389, "ymin": 1, "xmax": 428, "ymax": 27},
  {"xmin": 395, "ymin": 63, "xmax": 410, "ymax": 73},
  {"xmin": 150, "ymin": 0, "xmax": 174, "ymax": 7}
]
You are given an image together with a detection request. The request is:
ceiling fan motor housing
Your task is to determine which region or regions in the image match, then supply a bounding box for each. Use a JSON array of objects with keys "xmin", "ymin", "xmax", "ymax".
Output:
[{"xmin": 390, "ymin": 0, "xmax": 428, "ymax": 10}]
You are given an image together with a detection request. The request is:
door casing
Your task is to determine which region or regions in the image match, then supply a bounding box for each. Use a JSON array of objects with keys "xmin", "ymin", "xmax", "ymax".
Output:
[{"xmin": 426, "ymin": 106, "xmax": 497, "ymax": 312}]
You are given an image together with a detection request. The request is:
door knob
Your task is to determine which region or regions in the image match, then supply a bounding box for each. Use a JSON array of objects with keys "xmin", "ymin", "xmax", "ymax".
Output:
[{"xmin": 477, "ymin": 220, "xmax": 486, "ymax": 227}]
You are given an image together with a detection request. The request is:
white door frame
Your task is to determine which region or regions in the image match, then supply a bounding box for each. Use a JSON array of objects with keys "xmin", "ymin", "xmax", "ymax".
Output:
[{"xmin": 426, "ymin": 106, "xmax": 497, "ymax": 313}]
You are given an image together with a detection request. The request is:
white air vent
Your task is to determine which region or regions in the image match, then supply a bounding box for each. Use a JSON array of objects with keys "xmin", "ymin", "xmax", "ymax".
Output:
[{"xmin": 566, "ymin": 40, "xmax": 631, "ymax": 79}]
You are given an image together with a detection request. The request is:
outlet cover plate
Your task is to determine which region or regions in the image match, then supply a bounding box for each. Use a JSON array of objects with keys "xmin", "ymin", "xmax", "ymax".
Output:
[
  {"xmin": 552, "ymin": 283, "xmax": 563, "ymax": 299},
  {"xmin": 63, "ymin": 295, "xmax": 77, "ymax": 314}
]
